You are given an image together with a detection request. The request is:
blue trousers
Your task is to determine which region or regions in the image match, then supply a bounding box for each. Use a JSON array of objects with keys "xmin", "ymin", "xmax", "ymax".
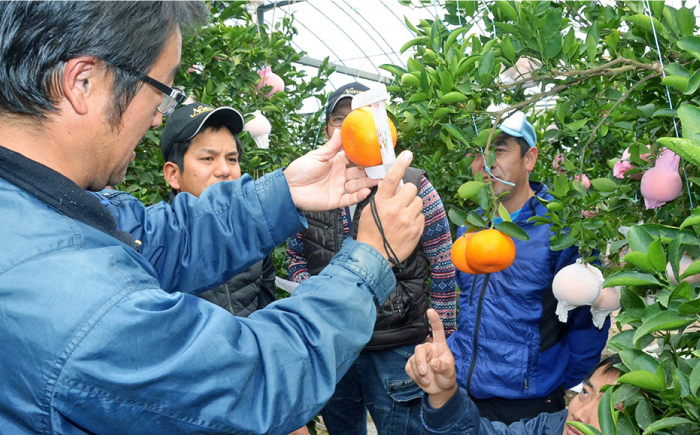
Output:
[{"xmin": 321, "ymin": 344, "xmax": 423, "ymax": 435}]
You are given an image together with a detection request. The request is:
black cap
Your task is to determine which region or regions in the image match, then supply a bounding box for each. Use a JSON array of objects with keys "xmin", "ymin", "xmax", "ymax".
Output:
[
  {"xmin": 327, "ymin": 82, "xmax": 370, "ymax": 115},
  {"xmin": 160, "ymin": 103, "xmax": 244, "ymax": 162}
]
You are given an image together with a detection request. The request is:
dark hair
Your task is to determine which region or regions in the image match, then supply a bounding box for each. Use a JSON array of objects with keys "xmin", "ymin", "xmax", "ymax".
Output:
[
  {"xmin": 0, "ymin": 1, "xmax": 208, "ymax": 127},
  {"xmin": 166, "ymin": 123, "xmax": 243, "ymax": 171},
  {"xmin": 583, "ymin": 354, "xmax": 623, "ymax": 384},
  {"xmin": 514, "ymin": 137, "xmax": 530, "ymax": 157}
]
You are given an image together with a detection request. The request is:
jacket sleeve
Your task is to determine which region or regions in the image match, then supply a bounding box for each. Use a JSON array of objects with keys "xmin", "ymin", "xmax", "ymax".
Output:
[
  {"xmin": 553, "ymin": 246, "xmax": 611, "ymax": 388},
  {"xmin": 564, "ymin": 306, "xmax": 611, "ymax": 387},
  {"xmin": 421, "ymin": 387, "xmax": 567, "ymax": 435},
  {"xmin": 98, "ymin": 169, "xmax": 305, "ymax": 294},
  {"xmin": 417, "ymin": 176, "xmax": 457, "ymax": 335},
  {"xmin": 258, "ymin": 254, "xmax": 278, "ymax": 309},
  {"xmin": 53, "ymin": 239, "xmax": 397, "ymax": 435}
]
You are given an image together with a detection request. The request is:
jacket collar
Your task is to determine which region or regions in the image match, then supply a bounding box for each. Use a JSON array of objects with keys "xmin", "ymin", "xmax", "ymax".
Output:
[{"xmin": 0, "ymin": 145, "xmax": 139, "ymax": 250}]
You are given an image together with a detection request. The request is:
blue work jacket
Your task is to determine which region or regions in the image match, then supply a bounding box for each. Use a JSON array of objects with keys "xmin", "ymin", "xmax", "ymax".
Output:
[
  {"xmin": 421, "ymin": 388, "xmax": 567, "ymax": 434},
  {"xmin": 0, "ymin": 169, "xmax": 396, "ymax": 434},
  {"xmin": 448, "ymin": 182, "xmax": 610, "ymax": 400}
]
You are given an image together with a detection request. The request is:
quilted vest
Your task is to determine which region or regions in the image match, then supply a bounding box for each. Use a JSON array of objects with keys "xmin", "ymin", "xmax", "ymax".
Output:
[{"xmin": 301, "ymin": 167, "xmax": 429, "ymax": 350}]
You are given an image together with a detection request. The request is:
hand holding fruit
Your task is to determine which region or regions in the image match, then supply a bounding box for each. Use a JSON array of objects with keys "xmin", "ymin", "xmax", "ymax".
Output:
[{"xmin": 356, "ymin": 150, "xmax": 424, "ymax": 264}]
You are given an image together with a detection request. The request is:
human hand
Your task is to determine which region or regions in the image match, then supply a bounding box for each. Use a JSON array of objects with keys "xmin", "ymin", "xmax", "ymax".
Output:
[
  {"xmin": 355, "ymin": 150, "xmax": 424, "ymax": 264},
  {"xmin": 284, "ymin": 130, "xmax": 379, "ymax": 211},
  {"xmin": 405, "ymin": 309, "xmax": 457, "ymax": 409},
  {"xmin": 286, "ymin": 426, "xmax": 310, "ymax": 435}
]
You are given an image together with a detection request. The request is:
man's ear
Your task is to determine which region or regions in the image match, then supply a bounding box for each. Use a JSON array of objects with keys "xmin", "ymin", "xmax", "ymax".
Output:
[
  {"xmin": 62, "ymin": 56, "xmax": 102, "ymax": 116},
  {"xmin": 163, "ymin": 162, "xmax": 182, "ymax": 191},
  {"xmin": 525, "ymin": 147, "xmax": 539, "ymax": 172},
  {"xmin": 323, "ymin": 124, "xmax": 331, "ymax": 141}
]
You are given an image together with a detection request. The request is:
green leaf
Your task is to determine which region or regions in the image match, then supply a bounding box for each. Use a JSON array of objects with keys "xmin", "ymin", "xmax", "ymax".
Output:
[
  {"xmin": 685, "ymin": 70, "xmax": 700, "ymax": 95},
  {"xmin": 620, "ymin": 349, "xmax": 660, "ymax": 373},
  {"xmin": 495, "ymin": 0, "xmax": 518, "ymax": 21},
  {"xmin": 681, "ymin": 214, "xmax": 700, "ymax": 229},
  {"xmin": 657, "ymin": 137, "xmax": 700, "ymax": 167},
  {"xmin": 618, "ymin": 370, "xmax": 665, "ymax": 392},
  {"xmin": 622, "ymin": 251, "xmax": 656, "ymax": 273},
  {"xmin": 400, "ymin": 36, "xmax": 429, "ymax": 54},
  {"xmin": 542, "ymin": 9, "xmax": 563, "ymax": 39},
  {"xmin": 646, "ymin": 239, "xmax": 666, "ymax": 272},
  {"xmin": 495, "ymin": 221, "xmax": 529, "ymax": 241},
  {"xmin": 603, "ymin": 270, "xmax": 660, "ymax": 287},
  {"xmin": 498, "ymin": 202, "xmax": 511, "ymax": 223},
  {"xmin": 544, "ymin": 34, "xmax": 563, "ymax": 59},
  {"xmin": 652, "ymin": 108, "xmax": 677, "ymax": 118},
  {"xmin": 448, "ymin": 206, "xmax": 468, "ymax": 227},
  {"xmin": 678, "ymin": 36, "xmax": 700, "ymax": 62},
  {"xmin": 589, "ymin": 178, "xmax": 618, "ymax": 192},
  {"xmin": 551, "ymin": 234, "xmax": 578, "ymax": 251},
  {"xmin": 627, "ymin": 225, "xmax": 654, "ymax": 253},
  {"xmin": 677, "ymin": 7, "xmax": 697, "ymax": 36},
  {"xmin": 379, "ymin": 64, "xmax": 407, "ymax": 77},
  {"xmin": 690, "ymin": 357, "xmax": 700, "ymax": 394},
  {"xmin": 438, "ymin": 92, "xmax": 468, "ymax": 105},
  {"xmin": 444, "ymin": 27, "xmax": 467, "ymax": 53},
  {"xmin": 478, "ymin": 49, "xmax": 495, "ymax": 78},
  {"xmin": 633, "ymin": 310, "xmax": 695, "ymax": 343},
  {"xmin": 466, "ymin": 211, "xmax": 487, "ymax": 228},
  {"xmin": 680, "ymin": 258, "xmax": 700, "ymax": 279},
  {"xmin": 642, "ymin": 417, "xmax": 693, "ymax": 435},
  {"xmin": 565, "ymin": 119, "xmax": 588, "ymax": 131},
  {"xmin": 442, "ymin": 123, "xmax": 469, "ymax": 145},
  {"xmin": 597, "ymin": 388, "xmax": 616, "ymax": 435},
  {"xmin": 586, "ymin": 22, "xmax": 599, "ymax": 59},
  {"xmin": 458, "ymin": 180, "xmax": 487, "ymax": 200},
  {"xmin": 679, "ymin": 298, "xmax": 700, "ymax": 315},
  {"xmin": 664, "ymin": 63, "xmax": 690, "ymax": 78},
  {"xmin": 626, "ymin": 14, "xmax": 668, "ymax": 37},
  {"xmin": 501, "ymin": 37, "xmax": 515, "ymax": 62},
  {"xmin": 566, "ymin": 422, "xmax": 602, "ymax": 435},
  {"xmin": 662, "ymin": 75, "xmax": 688, "ymax": 92}
]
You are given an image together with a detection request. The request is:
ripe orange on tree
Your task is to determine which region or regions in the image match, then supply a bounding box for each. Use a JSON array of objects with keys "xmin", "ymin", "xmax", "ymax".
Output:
[
  {"xmin": 452, "ymin": 232, "xmax": 478, "ymax": 274},
  {"xmin": 464, "ymin": 228, "xmax": 516, "ymax": 274},
  {"xmin": 340, "ymin": 106, "xmax": 397, "ymax": 167}
]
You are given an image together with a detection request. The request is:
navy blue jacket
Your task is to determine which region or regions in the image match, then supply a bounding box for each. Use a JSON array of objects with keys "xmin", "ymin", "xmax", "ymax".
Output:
[{"xmin": 448, "ymin": 182, "xmax": 610, "ymax": 400}]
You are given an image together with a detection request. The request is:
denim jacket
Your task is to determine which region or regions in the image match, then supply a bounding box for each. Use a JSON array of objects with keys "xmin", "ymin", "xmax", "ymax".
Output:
[{"xmin": 0, "ymin": 168, "xmax": 396, "ymax": 435}]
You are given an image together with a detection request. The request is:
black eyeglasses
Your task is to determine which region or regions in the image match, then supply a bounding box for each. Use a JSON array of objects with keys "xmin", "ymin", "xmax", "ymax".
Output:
[
  {"xmin": 328, "ymin": 113, "xmax": 347, "ymax": 127},
  {"xmin": 124, "ymin": 69, "xmax": 187, "ymax": 116}
]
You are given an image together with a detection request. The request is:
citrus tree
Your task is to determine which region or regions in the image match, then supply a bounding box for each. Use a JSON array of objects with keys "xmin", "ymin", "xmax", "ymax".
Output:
[
  {"xmin": 118, "ymin": 1, "xmax": 333, "ymax": 205},
  {"xmin": 381, "ymin": 1, "xmax": 700, "ymax": 433}
]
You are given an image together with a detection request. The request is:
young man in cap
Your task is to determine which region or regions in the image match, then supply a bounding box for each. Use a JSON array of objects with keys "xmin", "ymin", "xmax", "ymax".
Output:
[
  {"xmin": 447, "ymin": 111, "xmax": 609, "ymax": 424},
  {"xmin": 161, "ymin": 103, "xmax": 277, "ymax": 317},
  {"xmin": 161, "ymin": 103, "xmax": 309, "ymax": 434},
  {"xmin": 0, "ymin": 3, "xmax": 427, "ymax": 434},
  {"xmin": 286, "ymin": 82, "xmax": 457, "ymax": 435},
  {"xmin": 407, "ymin": 309, "xmax": 622, "ymax": 435}
]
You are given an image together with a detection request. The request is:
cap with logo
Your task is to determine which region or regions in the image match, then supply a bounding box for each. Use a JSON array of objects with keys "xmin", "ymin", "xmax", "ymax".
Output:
[
  {"xmin": 160, "ymin": 103, "xmax": 244, "ymax": 162},
  {"xmin": 497, "ymin": 111, "xmax": 537, "ymax": 148},
  {"xmin": 326, "ymin": 82, "xmax": 370, "ymax": 116}
]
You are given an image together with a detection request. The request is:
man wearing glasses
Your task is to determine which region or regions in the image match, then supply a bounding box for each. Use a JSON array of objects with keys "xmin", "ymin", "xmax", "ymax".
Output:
[
  {"xmin": 286, "ymin": 82, "xmax": 456, "ymax": 435},
  {"xmin": 0, "ymin": 3, "xmax": 426, "ymax": 434}
]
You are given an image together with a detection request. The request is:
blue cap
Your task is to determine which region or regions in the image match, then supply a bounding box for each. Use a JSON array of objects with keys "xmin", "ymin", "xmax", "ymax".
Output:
[{"xmin": 498, "ymin": 111, "xmax": 537, "ymax": 148}]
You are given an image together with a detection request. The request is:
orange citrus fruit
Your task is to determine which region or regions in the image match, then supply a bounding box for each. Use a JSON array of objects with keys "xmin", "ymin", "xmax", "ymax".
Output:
[
  {"xmin": 452, "ymin": 232, "xmax": 477, "ymax": 274},
  {"xmin": 464, "ymin": 229, "xmax": 516, "ymax": 274},
  {"xmin": 340, "ymin": 106, "xmax": 397, "ymax": 167}
]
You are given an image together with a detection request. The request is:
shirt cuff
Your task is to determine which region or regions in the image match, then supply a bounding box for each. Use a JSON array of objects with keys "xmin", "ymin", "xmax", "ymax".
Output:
[{"xmin": 329, "ymin": 239, "xmax": 396, "ymax": 305}]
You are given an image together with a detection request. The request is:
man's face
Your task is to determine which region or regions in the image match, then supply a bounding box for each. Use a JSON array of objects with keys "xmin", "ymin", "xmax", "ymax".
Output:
[
  {"xmin": 92, "ymin": 30, "xmax": 182, "ymax": 190},
  {"xmin": 563, "ymin": 366, "xmax": 621, "ymax": 435},
  {"xmin": 170, "ymin": 127, "xmax": 241, "ymax": 198},
  {"xmin": 324, "ymin": 98, "xmax": 353, "ymax": 140},
  {"xmin": 470, "ymin": 134, "xmax": 536, "ymax": 200}
]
